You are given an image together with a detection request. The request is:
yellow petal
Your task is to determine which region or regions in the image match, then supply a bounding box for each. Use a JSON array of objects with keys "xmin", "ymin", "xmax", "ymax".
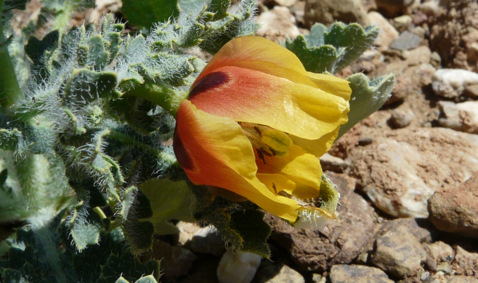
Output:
[
  {"xmin": 290, "ymin": 129, "xmax": 340, "ymax": 157},
  {"xmin": 256, "ymin": 144, "xmax": 323, "ymax": 199},
  {"xmin": 307, "ymin": 72, "xmax": 352, "ymax": 100},
  {"xmin": 174, "ymin": 100, "xmax": 300, "ymax": 221}
]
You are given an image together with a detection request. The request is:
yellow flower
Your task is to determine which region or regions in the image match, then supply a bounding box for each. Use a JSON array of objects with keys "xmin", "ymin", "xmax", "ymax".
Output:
[{"xmin": 173, "ymin": 36, "xmax": 351, "ymax": 222}]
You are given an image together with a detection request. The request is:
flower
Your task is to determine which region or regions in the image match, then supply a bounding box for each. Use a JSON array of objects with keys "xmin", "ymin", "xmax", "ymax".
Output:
[{"xmin": 173, "ymin": 36, "xmax": 351, "ymax": 222}]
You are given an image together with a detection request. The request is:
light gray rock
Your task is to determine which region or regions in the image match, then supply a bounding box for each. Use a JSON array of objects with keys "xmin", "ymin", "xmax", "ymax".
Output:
[
  {"xmin": 438, "ymin": 101, "xmax": 478, "ymax": 134},
  {"xmin": 256, "ymin": 6, "xmax": 300, "ymax": 41},
  {"xmin": 371, "ymin": 225, "xmax": 426, "ymax": 279},
  {"xmin": 351, "ymin": 128, "xmax": 478, "ymax": 218},
  {"xmin": 255, "ymin": 262, "xmax": 305, "ymax": 283},
  {"xmin": 320, "ymin": 153, "xmax": 351, "ymax": 173},
  {"xmin": 390, "ymin": 31, "xmax": 422, "ymax": 51},
  {"xmin": 329, "ymin": 264, "xmax": 393, "ymax": 283},
  {"xmin": 304, "ymin": 0, "xmax": 369, "ymax": 27},
  {"xmin": 367, "ymin": 11, "xmax": 399, "ymax": 50},
  {"xmin": 428, "ymin": 176, "xmax": 478, "ymax": 238},
  {"xmin": 190, "ymin": 225, "xmax": 226, "ymax": 256},
  {"xmin": 390, "ymin": 104, "xmax": 415, "ymax": 128},
  {"xmin": 217, "ymin": 250, "xmax": 262, "ymax": 283},
  {"xmin": 432, "ymin": 69, "xmax": 478, "ymax": 98},
  {"xmin": 177, "ymin": 221, "xmax": 201, "ymax": 246}
]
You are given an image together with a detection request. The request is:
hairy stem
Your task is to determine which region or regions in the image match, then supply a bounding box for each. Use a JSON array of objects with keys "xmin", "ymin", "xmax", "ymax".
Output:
[{"xmin": 123, "ymin": 82, "xmax": 188, "ymax": 117}]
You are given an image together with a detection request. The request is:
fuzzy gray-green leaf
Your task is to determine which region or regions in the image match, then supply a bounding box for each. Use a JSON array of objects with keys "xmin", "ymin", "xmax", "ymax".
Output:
[
  {"xmin": 338, "ymin": 73, "xmax": 395, "ymax": 138},
  {"xmin": 286, "ymin": 22, "xmax": 379, "ymax": 73}
]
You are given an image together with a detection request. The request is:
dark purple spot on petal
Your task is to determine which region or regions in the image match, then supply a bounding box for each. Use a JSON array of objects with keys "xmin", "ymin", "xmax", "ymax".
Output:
[
  {"xmin": 173, "ymin": 129, "xmax": 194, "ymax": 171},
  {"xmin": 189, "ymin": 72, "xmax": 229, "ymax": 99}
]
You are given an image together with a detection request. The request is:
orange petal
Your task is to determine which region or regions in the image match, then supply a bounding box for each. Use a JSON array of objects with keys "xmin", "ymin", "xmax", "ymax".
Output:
[
  {"xmin": 173, "ymin": 100, "xmax": 300, "ymax": 221},
  {"xmin": 189, "ymin": 66, "xmax": 349, "ymax": 140}
]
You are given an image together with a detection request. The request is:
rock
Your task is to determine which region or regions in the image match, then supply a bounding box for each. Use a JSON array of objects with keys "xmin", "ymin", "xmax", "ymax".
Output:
[
  {"xmin": 320, "ymin": 153, "xmax": 351, "ymax": 173},
  {"xmin": 371, "ymin": 225, "xmax": 427, "ymax": 279},
  {"xmin": 375, "ymin": 0, "xmax": 414, "ymax": 17},
  {"xmin": 153, "ymin": 239, "xmax": 196, "ymax": 279},
  {"xmin": 428, "ymin": 176, "xmax": 478, "ymax": 238},
  {"xmin": 464, "ymin": 84, "xmax": 478, "ymax": 98},
  {"xmin": 380, "ymin": 218, "xmax": 432, "ymax": 243},
  {"xmin": 86, "ymin": 0, "xmax": 122, "ymax": 24},
  {"xmin": 177, "ymin": 221, "xmax": 201, "ymax": 246},
  {"xmin": 351, "ymin": 128, "xmax": 478, "ymax": 218},
  {"xmin": 403, "ymin": 46, "xmax": 432, "ymax": 66},
  {"xmin": 447, "ymin": 275, "xmax": 478, "ymax": 283},
  {"xmin": 432, "ymin": 69, "xmax": 478, "ymax": 98},
  {"xmin": 418, "ymin": 0, "xmax": 444, "ymax": 17},
  {"xmin": 451, "ymin": 246, "xmax": 478, "ymax": 277},
  {"xmin": 429, "ymin": 1, "xmax": 478, "ymax": 71},
  {"xmin": 265, "ymin": 172, "xmax": 377, "ymax": 272},
  {"xmin": 289, "ymin": 0, "xmax": 305, "ymax": 25},
  {"xmin": 438, "ymin": 101, "xmax": 478, "ymax": 134},
  {"xmin": 367, "ymin": 12, "xmax": 399, "ymax": 50},
  {"xmin": 217, "ymin": 250, "xmax": 262, "ymax": 283},
  {"xmin": 256, "ymin": 6, "xmax": 300, "ymax": 41},
  {"xmin": 390, "ymin": 104, "xmax": 415, "ymax": 128},
  {"xmin": 424, "ymin": 241, "xmax": 455, "ymax": 272},
  {"xmin": 392, "ymin": 15, "xmax": 412, "ymax": 31},
  {"xmin": 431, "ymin": 52, "xmax": 442, "ymax": 68},
  {"xmin": 329, "ymin": 264, "xmax": 393, "ymax": 283},
  {"xmin": 254, "ymin": 262, "xmax": 305, "ymax": 283},
  {"xmin": 386, "ymin": 73, "xmax": 412, "ymax": 104},
  {"xmin": 361, "ymin": 0, "xmax": 377, "ymax": 12},
  {"xmin": 408, "ymin": 63, "xmax": 436, "ymax": 87},
  {"xmin": 273, "ymin": 0, "xmax": 297, "ymax": 7},
  {"xmin": 180, "ymin": 256, "xmax": 220, "ymax": 283},
  {"xmin": 390, "ymin": 31, "xmax": 422, "ymax": 51},
  {"xmin": 190, "ymin": 225, "xmax": 226, "ymax": 256},
  {"xmin": 304, "ymin": 0, "xmax": 369, "ymax": 27}
]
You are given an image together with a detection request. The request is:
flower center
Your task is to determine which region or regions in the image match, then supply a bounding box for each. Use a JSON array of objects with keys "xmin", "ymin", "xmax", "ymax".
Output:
[{"xmin": 240, "ymin": 122, "xmax": 292, "ymax": 162}]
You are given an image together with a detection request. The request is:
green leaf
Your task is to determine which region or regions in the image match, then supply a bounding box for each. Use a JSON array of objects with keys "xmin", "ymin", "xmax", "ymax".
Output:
[
  {"xmin": 199, "ymin": 0, "xmax": 259, "ymax": 54},
  {"xmin": 68, "ymin": 203, "xmax": 102, "ymax": 251},
  {"xmin": 230, "ymin": 210, "xmax": 271, "ymax": 258},
  {"xmin": 121, "ymin": 0, "xmax": 179, "ymax": 28},
  {"xmin": 63, "ymin": 69, "xmax": 118, "ymax": 103},
  {"xmin": 338, "ymin": 73, "xmax": 395, "ymax": 138},
  {"xmin": 25, "ymin": 30, "xmax": 60, "ymax": 65},
  {"xmin": 318, "ymin": 175, "xmax": 340, "ymax": 215},
  {"xmin": 294, "ymin": 174, "xmax": 341, "ymax": 229},
  {"xmin": 286, "ymin": 22, "xmax": 379, "ymax": 73},
  {"xmin": 135, "ymin": 275, "xmax": 159, "ymax": 283},
  {"xmin": 87, "ymin": 35, "xmax": 109, "ymax": 70},
  {"xmin": 0, "ymin": 152, "xmax": 74, "ymax": 223},
  {"xmin": 138, "ymin": 178, "xmax": 195, "ymax": 235},
  {"xmin": 0, "ymin": 128, "xmax": 22, "ymax": 150}
]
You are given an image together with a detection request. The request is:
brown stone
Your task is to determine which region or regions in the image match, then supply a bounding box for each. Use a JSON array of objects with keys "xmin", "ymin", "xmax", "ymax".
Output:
[
  {"xmin": 266, "ymin": 173, "xmax": 377, "ymax": 272},
  {"xmin": 428, "ymin": 176, "xmax": 478, "ymax": 238}
]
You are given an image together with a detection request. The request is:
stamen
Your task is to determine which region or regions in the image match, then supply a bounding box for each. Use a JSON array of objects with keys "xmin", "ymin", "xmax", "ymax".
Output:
[{"xmin": 240, "ymin": 122, "xmax": 293, "ymax": 157}]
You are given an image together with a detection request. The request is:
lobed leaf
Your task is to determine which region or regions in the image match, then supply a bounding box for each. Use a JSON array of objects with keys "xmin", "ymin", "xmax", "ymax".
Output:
[
  {"xmin": 338, "ymin": 73, "xmax": 396, "ymax": 138},
  {"xmin": 286, "ymin": 22, "xmax": 379, "ymax": 73}
]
